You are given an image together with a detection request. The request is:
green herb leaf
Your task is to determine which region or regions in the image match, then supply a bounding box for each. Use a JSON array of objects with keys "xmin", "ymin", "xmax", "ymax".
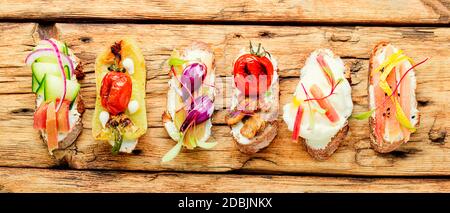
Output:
[
  {"xmin": 168, "ymin": 57, "xmax": 187, "ymax": 67},
  {"xmin": 265, "ymin": 90, "xmax": 272, "ymax": 98},
  {"xmin": 351, "ymin": 109, "xmax": 375, "ymax": 120},
  {"xmin": 111, "ymin": 127, "xmax": 123, "ymax": 155},
  {"xmin": 161, "ymin": 134, "xmax": 183, "ymax": 163},
  {"xmin": 63, "ymin": 42, "xmax": 69, "ymax": 55}
]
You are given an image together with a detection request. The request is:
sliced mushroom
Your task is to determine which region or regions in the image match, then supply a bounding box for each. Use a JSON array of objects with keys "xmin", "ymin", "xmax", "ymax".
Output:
[
  {"xmin": 241, "ymin": 114, "xmax": 266, "ymax": 138},
  {"xmin": 226, "ymin": 110, "xmax": 246, "ymax": 125}
]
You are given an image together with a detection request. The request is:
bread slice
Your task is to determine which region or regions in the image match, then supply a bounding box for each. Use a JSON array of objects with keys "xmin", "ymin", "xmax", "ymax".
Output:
[
  {"xmin": 229, "ymin": 83, "xmax": 279, "ymax": 155},
  {"xmin": 162, "ymin": 41, "xmax": 216, "ymax": 151},
  {"xmin": 92, "ymin": 39, "xmax": 147, "ymax": 154},
  {"xmin": 302, "ymin": 123, "xmax": 348, "ymax": 161},
  {"xmin": 368, "ymin": 42, "xmax": 419, "ymax": 153},
  {"xmin": 282, "ymin": 49, "xmax": 353, "ymax": 161},
  {"xmin": 235, "ymin": 122, "xmax": 278, "ymax": 154},
  {"xmin": 228, "ymin": 48, "xmax": 280, "ymax": 155}
]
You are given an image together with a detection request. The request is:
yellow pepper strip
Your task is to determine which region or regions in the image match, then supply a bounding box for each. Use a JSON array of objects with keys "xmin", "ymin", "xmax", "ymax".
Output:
[
  {"xmin": 378, "ymin": 80, "xmax": 416, "ymax": 132},
  {"xmin": 371, "ymin": 50, "xmax": 403, "ymax": 76},
  {"xmin": 292, "ymin": 96, "xmax": 303, "ymax": 107},
  {"xmin": 380, "ymin": 55, "xmax": 412, "ymax": 82},
  {"xmin": 308, "ymin": 105, "xmax": 315, "ymax": 129}
]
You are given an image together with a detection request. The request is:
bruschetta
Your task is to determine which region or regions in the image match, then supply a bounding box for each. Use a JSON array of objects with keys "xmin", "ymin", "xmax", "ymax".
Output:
[
  {"xmin": 92, "ymin": 38, "xmax": 147, "ymax": 154},
  {"xmin": 162, "ymin": 42, "xmax": 217, "ymax": 162},
  {"xmin": 226, "ymin": 42, "xmax": 279, "ymax": 154},
  {"xmin": 283, "ymin": 49, "xmax": 353, "ymax": 160},
  {"xmin": 27, "ymin": 38, "xmax": 85, "ymax": 155},
  {"xmin": 367, "ymin": 42, "xmax": 426, "ymax": 153}
]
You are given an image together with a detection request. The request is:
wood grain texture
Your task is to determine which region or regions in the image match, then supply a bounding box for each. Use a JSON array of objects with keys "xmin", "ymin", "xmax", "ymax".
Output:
[
  {"xmin": 0, "ymin": 23, "xmax": 449, "ymax": 176},
  {"xmin": 2, "ymin": 167, "xmax": 450, "ymax": 192},
  {"xmin": 0, "ymin": 0, "xmax": 449, "ymax": 25}
]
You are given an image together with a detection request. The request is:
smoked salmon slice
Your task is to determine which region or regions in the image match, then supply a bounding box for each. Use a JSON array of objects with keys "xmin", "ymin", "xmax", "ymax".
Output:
[{"xmin": 368, "ymin": 42, "xmax": 419, "ymax": 152}]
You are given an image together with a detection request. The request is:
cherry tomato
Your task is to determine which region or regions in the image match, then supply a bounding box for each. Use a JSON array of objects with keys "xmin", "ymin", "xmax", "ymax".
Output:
[
  {"xmin": 233, "ymin": 54, "xmax": 273, "ymax": 96},
  {"xmin": 100, "ymin": 71, "xmax": 132, "ymax": 115}
]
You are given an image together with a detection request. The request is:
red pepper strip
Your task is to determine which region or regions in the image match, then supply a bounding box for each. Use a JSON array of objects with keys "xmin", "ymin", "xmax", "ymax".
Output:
[
  {"xmin": 292, "ymin": 105, "xmax": 304, "ymax": 142},
  {"xmin": 316, "ymin": 54, "xmax": 335, "ymax": 86},
  {"xmin": 310, "ymin": 84, "xmax": 340, "ymax": 123},
  {"xmin": 46, "ymin": 102, "xmax": 59, "ymax": 152}
]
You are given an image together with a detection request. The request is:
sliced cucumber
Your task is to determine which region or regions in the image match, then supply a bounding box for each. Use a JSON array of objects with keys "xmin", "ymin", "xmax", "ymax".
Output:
[
  {"xmin": 36, "ymin": 74, "xmax": 46, "ymax": 97},
  {"xmin": 64, "ymin": 65, "xmax": 71, "ymax": 80},
  {"xmin": 35, "ymin": 56, "xmax": 57, "ymax": 63},
  {"xmin": 44, "ymin": 75, "xmax": 80, "ymax": 102},
  {"xmin": 32, "ymin": 62, "xmax": 71, "ymax": 81},
  {"xmin": 62, "ymin": 43, "xmax": 69, "ymax": 55},
  {"xmin": 32, "ymin": 62, "xmax": 60, "ymax": 82},
  {"xmin": 31, "ymin": 72, "xmax": 40, "ymax": 93}
]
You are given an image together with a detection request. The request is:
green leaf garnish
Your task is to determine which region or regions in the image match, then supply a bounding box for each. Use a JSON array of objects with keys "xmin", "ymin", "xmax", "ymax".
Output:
[
  {"xmin": 63, "ymin": 42, "xmax": 69, "ymax": 56},
  {"xmin": 265, "ymin": 90, "xmax": 272, "ymax": 98},
  {"xmin": 188, "ymin": 133, "xmax": 197, "ymax": 148},
  {"xmin": 168, "ymin": 57, "xmax": 187, "ymax": 67},
  {"xmin": 351, "ymin": 109, "xmax": 375, "ymax": 120},
  {"xmin": 111, "ymin": 127, "xmax": 123, "ymax": 155},
  {"xmin": 161, "ymin": 135, "xmax": 184, "ymax": 163}
]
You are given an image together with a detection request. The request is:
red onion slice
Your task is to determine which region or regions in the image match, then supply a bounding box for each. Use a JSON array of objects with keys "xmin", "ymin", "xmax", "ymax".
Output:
[
  {"xmin": 179, "ymin": 96, "xmax": 213, "ymax": 132},
  {"xmin": 25, "ymin": 48, "xmax": 53, "ymax": 66},
  {"xmin": 44, "ymin": 39, "xmax": 66, "ymax": 112},
  {"xmin": 25, "ymin": 48, "xmax": 75, "ymax": 78}
]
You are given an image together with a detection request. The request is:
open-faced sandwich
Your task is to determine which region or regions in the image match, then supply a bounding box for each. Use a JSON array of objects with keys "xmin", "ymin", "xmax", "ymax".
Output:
[
  {"xmin": 226, "ymin": 42, "xmax": 279, "ymax": 154},
  {"xmin": 162, "ymin": 42, "xmax": 217, "ymax": 162},
  {"xmin": 26, "ymin": 38, "xmax": 85, "ymax": 155},
  {"xmin": 364, "ymin": 42, "xmax": 427, "ymax": 153},
  {"xmin": 283, "ymin": 49, "xmax": 353, "ymax": 160},
  {"xmin": 92, "ymin": 38, "xmax": 147, "ymax": 154}
]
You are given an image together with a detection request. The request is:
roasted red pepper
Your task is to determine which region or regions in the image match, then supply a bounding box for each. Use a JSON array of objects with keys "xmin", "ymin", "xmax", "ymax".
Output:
[{"xmin": 100, "ymin": 71, "xmax": 132, "ymax": 115}]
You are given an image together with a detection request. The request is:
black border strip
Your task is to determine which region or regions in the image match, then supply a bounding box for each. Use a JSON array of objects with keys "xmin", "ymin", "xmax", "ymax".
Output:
[{"xmin": 0, "ymin": 18, "xmax": 449, "ymax": 27}]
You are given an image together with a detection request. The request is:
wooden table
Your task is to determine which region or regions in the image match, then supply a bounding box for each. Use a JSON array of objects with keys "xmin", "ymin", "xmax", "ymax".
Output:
[{"xmin": 0, "ymin": 0, "xmax": 449, "ymax": 192}]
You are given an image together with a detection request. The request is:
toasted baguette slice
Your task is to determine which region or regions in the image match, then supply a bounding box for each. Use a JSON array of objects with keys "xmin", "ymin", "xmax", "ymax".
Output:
[
  {"xmin": 92, "ymin": 38, "xmax": 147, "ymax": 154},
  {"xmin": 227, "ymin": 44, "xmax": 280, "ymax": 154},
  {"xmin": 368, "ymin": 42, "xmax": 419, "ymax": 153},
  {"xmin": 29, "ymin": 39, "xmax": 85, "ymax": 156},
  {"xmin": 234, "ymin": 122, "xmax": 278, "ymax": 154},
  {"xmin": 302, "ymin": 123, "xmax": 348, "ymax": 161},
  {"xmin": 282, "ymin": 49, "xmax": 353, "ymax": 161},
  {"xmin": 161, "ymin": 41, "xmax": 217, "ymax": 162}
]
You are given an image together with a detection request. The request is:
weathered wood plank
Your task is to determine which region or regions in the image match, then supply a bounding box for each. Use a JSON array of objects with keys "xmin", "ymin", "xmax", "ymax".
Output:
[
  {"xmin": 0, "ymin": 23, "xmax": 449, "ymax": 175},
  {"xmin": 0, "ymin": 0, "xmax": 449, "ymax": 25},
  {"xmin": 2, "ymin": 167, "xmax": 450, "ymax": 192}
]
